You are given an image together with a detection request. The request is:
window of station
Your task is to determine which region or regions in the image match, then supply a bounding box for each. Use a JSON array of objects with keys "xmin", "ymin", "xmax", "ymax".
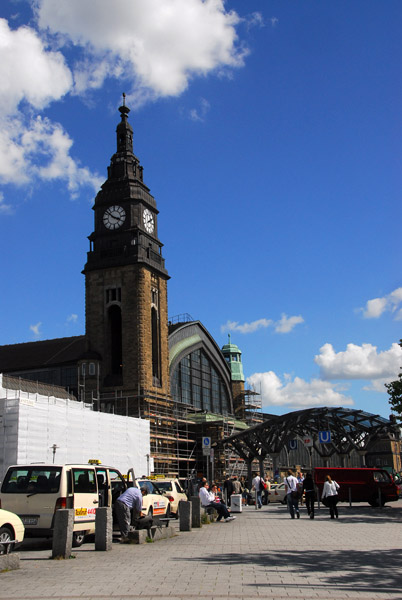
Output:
[{"xmin": 172, "ymin": 349, "xmax": 230, "ymax": 414}]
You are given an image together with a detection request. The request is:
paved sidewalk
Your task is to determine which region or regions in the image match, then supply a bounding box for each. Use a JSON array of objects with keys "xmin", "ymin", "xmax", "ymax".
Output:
[{"xmin": 2, "ymin": 501, "xmax": 402, "ymax": 600}]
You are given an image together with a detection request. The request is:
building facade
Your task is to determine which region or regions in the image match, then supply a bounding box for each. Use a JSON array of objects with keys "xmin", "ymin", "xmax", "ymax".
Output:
[{"xmin": 0, "ymin": 101, "xmax": 257, "ymax": 479}]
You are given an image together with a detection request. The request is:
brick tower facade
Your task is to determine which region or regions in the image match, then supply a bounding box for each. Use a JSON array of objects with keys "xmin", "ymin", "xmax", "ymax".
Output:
[{"xmin": 82, "ymin": 98, "xmax": 170, "ymax": 403}]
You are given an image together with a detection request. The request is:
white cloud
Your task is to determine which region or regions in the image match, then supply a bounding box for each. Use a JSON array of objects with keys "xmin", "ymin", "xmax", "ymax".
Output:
[
  {"xmin": 189, "ymin": 98, "xmax": 211, "ymax": 122},
  {"xmin": 221, "ymin": 313, "xmax": 304, "ymax": 334},
  {"xmin": 0, "ymin": 18, "xmax": 101, "ymax": 200},
  {"xmin": 221, "ymin": 318, "xmax": 272, "ymax": 334},
  {"xmin": 246, "ymin": 12, "xmax": 265, "ymax": 29},
  {"xmin": 362, "ymin": 379, "xmax": 391, "ymax": 393},
  {"xmin": 361, "ymin": 287, "xmax": 402, "ymax": 320},
  {"xmin": 0, "ymin": 2, "xmax": 250, "ymax": 203},
  {"xmin": 315, "ymin": 342, "xmax": 402, "ymax": 381},
  {"xmin": 66, "ymin": 314, "xmax": 78, "ymax": 323},
  {"xmin": 274, "ymin": 313, "xmax": 304, "ymax": 334},
  {"xmin": 0, "ymin": 18, "xmax": 72, "ymax": 116},
  {"xmin": 30, "ymin": 322, "xmax": 42, "ymax": 337},
  {"xmin": 247, "ymin": 371, "xmax": 353, "ymax": 409},
  {"xmin": 35, "ymin": 0, "xmax": 246, "ymax": 104},
  {"xmin": 0, "ymin": 192, "xmax": 13, "ymax": 215},
  {"xmin": 0, "ymin": 115, "xmax": 102, "ymax": 195}
]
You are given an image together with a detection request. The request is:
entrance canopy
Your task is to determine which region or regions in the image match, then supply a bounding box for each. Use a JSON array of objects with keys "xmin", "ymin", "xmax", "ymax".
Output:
[{"xmin": 220, "ymin": 407, "xmax": 399, "ymax": 463}]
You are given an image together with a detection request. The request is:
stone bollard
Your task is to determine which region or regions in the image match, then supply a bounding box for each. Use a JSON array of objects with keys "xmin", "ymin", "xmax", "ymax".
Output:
[
  {"xmin": 190, "ymin": 496, "xmax": 201, "ymax": 528},
  {"xmin": 95, "ymin": 507, "xmax": 113, "ymax": 551},
  {"xmin": 179, "ymin": 500, "xmax": 192, "ymax": 532},
  {"xmin": 52, "ymin": 509, "xmax": 74, "ymax": 559}
]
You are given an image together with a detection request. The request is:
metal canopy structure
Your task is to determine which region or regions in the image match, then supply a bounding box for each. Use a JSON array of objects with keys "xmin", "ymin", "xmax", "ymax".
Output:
[{"xmin": 219, "ymin": 407, "xmax": 399, "ymax": 470}]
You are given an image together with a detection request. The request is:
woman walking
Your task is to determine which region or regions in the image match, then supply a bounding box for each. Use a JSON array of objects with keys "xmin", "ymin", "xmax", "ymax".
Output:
[{"xmin": 322, "ymin": 474, "xmax": 340, "ymax": 519}]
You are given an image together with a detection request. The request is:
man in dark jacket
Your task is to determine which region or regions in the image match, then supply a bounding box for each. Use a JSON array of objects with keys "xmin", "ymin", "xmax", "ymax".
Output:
[
  {"xmin": 223, "ymin": 476, "xmax": 234, "ymax": 506},
  {"xmin": 302, "ymin": 472, "xmax": 316, "ymax": 519}
]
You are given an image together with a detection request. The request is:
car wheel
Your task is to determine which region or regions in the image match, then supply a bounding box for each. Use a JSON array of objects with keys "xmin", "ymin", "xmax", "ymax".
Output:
[
  {"xmin": 281, "ymin": 498, "xmax": 287, "ymax": 505},
  {"xmin": 165, "ymin": 504, "xmax": 171, "ymax": 519},
  {"xmin": 72, "ymin": 531, "xmax": 85, "ymax": 547},
  {"xmin": 0, "ymin": 526, "xmax": 13, "ymax": 555}
]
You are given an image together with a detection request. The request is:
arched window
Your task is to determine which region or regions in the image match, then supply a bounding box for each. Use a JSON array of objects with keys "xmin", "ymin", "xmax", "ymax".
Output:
[
  {"xmin": 108, "ymin": 304, "xmax": 122, "ymax": 375},
  {"xmin": 151, "ymin": 306, "xmax": 160, "ymax": 384},
  {"xmin": 172, "ymin": 349, "xmax": 230, "ymax": 415}
]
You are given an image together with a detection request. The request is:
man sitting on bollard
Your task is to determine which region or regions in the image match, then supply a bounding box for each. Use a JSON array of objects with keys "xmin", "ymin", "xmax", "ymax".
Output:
[
  {"xmin": 199, "ymin": 480, "xmax": 235, "ymax": 522},
  {"xmin": 115, "ymin": 486, "xmax": 147, "ymax": 541}
]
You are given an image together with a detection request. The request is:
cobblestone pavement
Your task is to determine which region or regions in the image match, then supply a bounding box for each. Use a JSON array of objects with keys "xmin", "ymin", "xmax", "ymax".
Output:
[{"xmin": 2, "ymin": 501, "xmax": 402, "ymax": 600}]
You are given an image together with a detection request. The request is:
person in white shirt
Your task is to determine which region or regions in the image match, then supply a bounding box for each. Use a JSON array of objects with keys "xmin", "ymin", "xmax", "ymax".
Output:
[
  {"xmin": 199, "ymin": 480, "xmax": 235, "ymax": 522},
  {"xmin": 251, "ymin": 472, "xmax": 263, "ymax": 508},
  {"xmin": 322, "ymin": 475, "xmax": 340, "ymax": 519},
  {"xmin": 284, "ymin": 469, "xmax": 300, "ymax": 519}
]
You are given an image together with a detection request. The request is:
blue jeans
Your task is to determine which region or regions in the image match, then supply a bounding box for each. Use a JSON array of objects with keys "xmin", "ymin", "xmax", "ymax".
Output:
[
  {"xmin": 256, "ymin": 491, "xmax": 262, "ymax": 508},
  {"xmin": 286, "ymin": 493, "xmax": 299, "ymax": 518}
]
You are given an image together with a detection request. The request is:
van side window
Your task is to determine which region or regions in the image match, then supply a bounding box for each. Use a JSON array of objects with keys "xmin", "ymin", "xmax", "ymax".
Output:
[
  {"xmin": 73, "ymin": 469, "xmax": 96, "ymax": 493},
  {"xmin": 373, "ymin": 471, "xmax": 390, "ymax": 483}
]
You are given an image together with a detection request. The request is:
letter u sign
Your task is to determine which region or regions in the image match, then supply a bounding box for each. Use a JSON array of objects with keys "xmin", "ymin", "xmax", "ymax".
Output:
[{"xmin": 319, "ymin": 431, "xmax": 331, "ymax": 444}]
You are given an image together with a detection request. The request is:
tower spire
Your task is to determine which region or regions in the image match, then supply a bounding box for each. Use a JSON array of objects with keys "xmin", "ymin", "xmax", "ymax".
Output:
[{"xmin": 116, "ymin": 93, "xmax": 133, "ymax": 153}]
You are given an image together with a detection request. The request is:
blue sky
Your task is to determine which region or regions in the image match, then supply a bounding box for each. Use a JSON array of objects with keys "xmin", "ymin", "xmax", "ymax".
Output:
[{"xmin": 0, "ymin": 0, "xmax": 401, "ymax": 418}]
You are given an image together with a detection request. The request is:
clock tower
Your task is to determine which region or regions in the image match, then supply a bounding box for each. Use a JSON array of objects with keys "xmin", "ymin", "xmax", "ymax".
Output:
[{"xmin": 83, "ymin": 97, "xmax": 170, "ymax": 400}]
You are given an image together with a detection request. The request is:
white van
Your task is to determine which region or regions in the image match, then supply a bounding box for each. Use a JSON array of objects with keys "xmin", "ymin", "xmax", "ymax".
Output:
[{"xmin": 0, "ymin": 463, "xmax": 128, "ymax": 546}]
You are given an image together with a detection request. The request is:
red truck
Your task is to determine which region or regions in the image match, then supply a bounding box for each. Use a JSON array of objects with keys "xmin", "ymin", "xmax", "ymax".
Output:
[{"xmin": 313, "ymin": 467, "xmax": 399, "ymax": 507}]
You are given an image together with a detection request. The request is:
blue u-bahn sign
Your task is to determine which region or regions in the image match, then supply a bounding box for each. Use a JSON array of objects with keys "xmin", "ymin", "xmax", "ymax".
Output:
[
  {"xmin": 318, "ymin": 430, "xmax": 331, "ymax": 444},
  {"xmin": 288, "ymin": 439, "xmax": 298, "ymax": 450}
]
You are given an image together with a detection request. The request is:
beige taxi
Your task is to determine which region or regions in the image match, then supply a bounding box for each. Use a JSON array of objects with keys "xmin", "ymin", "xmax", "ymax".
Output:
[
  {"xmin": 0, "ymin": 508, "xmax": 25, "ymax": 554},
  {"xmin": 145, "ymin": 477, "xmax": 187, "ymax": 517}
]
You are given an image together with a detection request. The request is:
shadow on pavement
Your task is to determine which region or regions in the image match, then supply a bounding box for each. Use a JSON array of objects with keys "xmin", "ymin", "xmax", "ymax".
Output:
[
  {"xmin": 175, "ymin": 547, "xmax": 402, "ymax": 595},
  {"xmin": 251, "ymin": 503, "xmax": 402, "ymax": 525}
]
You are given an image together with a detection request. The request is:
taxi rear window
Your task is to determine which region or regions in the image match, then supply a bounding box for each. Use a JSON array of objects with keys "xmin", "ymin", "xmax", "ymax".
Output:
[
  {"xmin": 1, "ymin": 467, "xmax": 62, "ymax": 494},
  {"xmin": 155, "ymin": 482, "xmax": 173, "ymax": 492}
]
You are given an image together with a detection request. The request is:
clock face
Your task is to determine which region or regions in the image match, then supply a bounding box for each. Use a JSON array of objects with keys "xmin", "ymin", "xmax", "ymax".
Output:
[
  {"xmin": 103, "ymin": 205, "xmax": 126, "ymax": 230},
  {"xmin": 143, "ymin": 208, "xmax": 154, "ymax": 233}
]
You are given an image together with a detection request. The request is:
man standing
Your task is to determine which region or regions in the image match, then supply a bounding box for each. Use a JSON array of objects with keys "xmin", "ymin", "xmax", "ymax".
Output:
[
  {"xmin": 232, "ymin": 476, "xmax": 242, "ymax": 495},
  {"xmin": 115, "ymin": 486, "xmax": 146, "ymax": 540},
  {"xmin": 302, "ymin": 472, "xmax": 315, "ymax": 519},
  {"xmin": 223, "ymin": 476, "xmax": 234, "ymax": 506},
  {"xmin": 252, "ymin": 472, "xmax": 263, "ymax": 509},
  {"xmin": 284, "ymin": 469, "xmax": 300, "ymax": 519}
]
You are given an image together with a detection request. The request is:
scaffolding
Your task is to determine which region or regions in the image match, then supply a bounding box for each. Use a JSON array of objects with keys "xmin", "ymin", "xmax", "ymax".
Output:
[
  {"xmin": 85, "ymin": 388, "xmax": 199, "ymax": 478},
  {"xmin": 234, "ymin": 389, "xmax": 263, "ymax": 425}
]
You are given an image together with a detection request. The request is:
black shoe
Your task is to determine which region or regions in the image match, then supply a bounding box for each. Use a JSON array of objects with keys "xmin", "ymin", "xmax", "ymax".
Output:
[
  {"xmin": 296, "ymin": 512, "xmax": 300, "ymax": 519},
  {"xmin": 310, "ymin": 515, "xmax": 314, "ymax": 519}
]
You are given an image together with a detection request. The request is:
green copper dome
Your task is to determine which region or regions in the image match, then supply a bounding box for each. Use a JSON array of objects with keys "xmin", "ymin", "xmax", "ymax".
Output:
[{"xmin": 221, "ymin": 334, "xmax": 245, "ymax": 382}]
